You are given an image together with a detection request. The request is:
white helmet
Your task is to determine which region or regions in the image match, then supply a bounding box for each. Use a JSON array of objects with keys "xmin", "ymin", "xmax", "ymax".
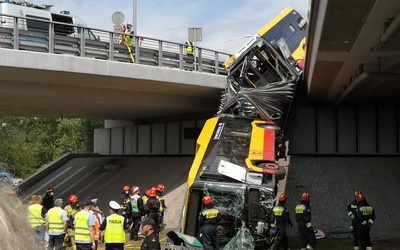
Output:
[{"xmin": 126, "ymin": 22, "xmax": 132, "ymax": 28}]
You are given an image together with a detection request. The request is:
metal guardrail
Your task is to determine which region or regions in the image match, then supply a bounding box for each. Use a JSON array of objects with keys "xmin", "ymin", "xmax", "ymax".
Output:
[{"xmin": 0, "ymin": 13, "xmax": 230, "ymax": 75}]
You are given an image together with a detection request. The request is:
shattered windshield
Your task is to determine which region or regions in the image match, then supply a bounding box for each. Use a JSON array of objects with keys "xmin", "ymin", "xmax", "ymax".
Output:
[
  {"xmin": 203, "ymin": 183, "xmax": 245, "ymax": 218},
  {"xmin": 223, "ymin": 224, "xmax": 255, "ymax": 250}
]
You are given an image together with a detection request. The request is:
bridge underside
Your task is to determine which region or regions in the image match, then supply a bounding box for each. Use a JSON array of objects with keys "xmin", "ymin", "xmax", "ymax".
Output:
[{"xmin": 0, "ymin": 49, "xmax": 226, "ymax": 121}]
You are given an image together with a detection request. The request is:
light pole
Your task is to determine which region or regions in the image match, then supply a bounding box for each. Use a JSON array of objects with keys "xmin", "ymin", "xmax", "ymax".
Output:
[
  {"xmin": 132, "ymin": 0, "xmax": 137, "ymax": 35},
  {"xmin": 224, "ymin": 34, "xmax": 252, "ymax": 52}
]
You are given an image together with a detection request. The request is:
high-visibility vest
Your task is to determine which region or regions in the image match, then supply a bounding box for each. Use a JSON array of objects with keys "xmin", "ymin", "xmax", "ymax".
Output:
[
  {"xmin": 142, "ymin": 195, "xmax": 148, "ymax": 205},
  {"xmin": 27, "ymin": 204, "xmax": 45, "ymax": 228},
  {"xmin": 74, "ymin": 210, "xmax": 91, "ymax": 242},
  {"xmin": 186, "ymin": 41, "xmax": 194, "ymax": 55},
  {"xmin": 48, "ymin": 207, "xmax": 65, "ymax": 234},
  {"xmin": 104, "ymin": 213, "xmax": 126, "ymax": 243}
]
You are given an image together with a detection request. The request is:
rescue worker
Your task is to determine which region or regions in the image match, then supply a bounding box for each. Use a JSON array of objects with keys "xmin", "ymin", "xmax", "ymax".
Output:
[
  {"xmin": 295, "ymin": 193, "xmax": 316, "ymax": 250},
  {"xmin": 198, "ymin": 195, "xmax": 221, "ymax": 250},
  {"xmin": 146, "ymin": 189, "xmax": 161, "ymax": 233},
  {"xmin": 74, "ymin": 200, "xmax": 95, "ymax": 250},
  {"xmin": 348, "ymin": 190, "xmax": 362, "ymax": 250},
  {"xmin": 42, "ymin": 187, "xmax": 55, "ymax": 211},
  {"xmin": 120, "ymin": 185, "xmax": 132, "ymax": 229},
  {"xmin": 185, "ymin": 41, "xmax": 194, "ymax": 56},
  {"xmin": 27, "ymin": 194, "xmax": 47, "ymax": 243},
  {"xmin": 355, "ymin": 193, "xmax": 375, "ymax": 250},
  {"xmin": 99, "ymin": 200, "xmax": 127, "ymax": 250},
  {"xmin": 156, "ymin": 184, "xmax": 167, "ymax": 228},
  {"xmin": 130, "ymin": 186, "xmax": 144, "ymax": 241},
  {"xmin": 91, "ymin": 199, "xmax": 104, "ymax": 250},
  {"xmin": 270, "ymin": 193, "xmax": 292, "ymax": 250},
  {"xmin": 64, "ymin": 194, "xmax": 81, "ymax": 249},
  {"xmin": 124, "ymin": 22, "xmax": 134, "ymax": 47},
  {"xmin": 46, "ymin": 198, "xmax": 68, "ymax": 250},
  {"xmin": 141, "ymin": 189, "xmax": 150, "ymax": 214},
  {"xmin": 139, "ymin": 217, "xmax": 160, "ymax": 250}
]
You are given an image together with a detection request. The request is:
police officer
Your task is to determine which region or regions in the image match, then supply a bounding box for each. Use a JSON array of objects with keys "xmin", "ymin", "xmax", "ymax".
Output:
[
  {"xmin": 139, "ymin": 217, "xmax": 160, "ymax": 250},
  {"xmin": 198, "ymin": 196, "xmax": 221, "ymax": 250},
  {"xmin": 295, "ymin": 193, "xmax": 316, "ymax": 250},
  {"xmin": 99, "ymin": 201, "xmax": 127, "ymax": 250},
  {"xmin": 348, "ymin": 190, "xmax": 361, "ymax": 250},
  {"xmin": 270, "ymin": 193, "xmax": 292, "ymax": 250},
  {"xmin": 355, "ymin": 193, "xmax": 375, "ymax": 250}
]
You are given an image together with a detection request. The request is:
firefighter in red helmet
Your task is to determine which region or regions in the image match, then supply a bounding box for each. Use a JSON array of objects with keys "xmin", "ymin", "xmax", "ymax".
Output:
[
  {"xmin": 348, "ymin": 190, "xmax": 362, "ymax": 250},
  {"xmin": 295, "ymin": 193, "xmax": 316, "ymax": 250},
  {"xmin": 270, "ymin": 194, "xmax": 292, "ymax": 250},
  {"xmin": 120, "ymin": 185, "xmax": 132, "ymax": 229},
  {"xmin": 63, "ymin": 194, "xmax": 81, "ymax": 249},
  {"xmin": 355, "ymin": 193, "xmax": 375, "ymax": 250},
  {"xmin": 130, "ymin": 186, "xmax": 144, "ymax": 241},
  {"xmin": 198, "ymin": 195, "xmax": 221, "ymax": 250},
  {"xmin": 156, "ymin": 184, "xmax": 167, "ymax": 228},
  {"xmin": 145, "ymin": 189, "xmax": 161, "ymax": 233}
]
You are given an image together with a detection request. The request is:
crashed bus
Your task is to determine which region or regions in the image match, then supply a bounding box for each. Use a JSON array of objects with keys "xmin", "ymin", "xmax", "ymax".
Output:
[{"xmin": 166, "ymin": 7, "xmax": 306, "ymax": 250}]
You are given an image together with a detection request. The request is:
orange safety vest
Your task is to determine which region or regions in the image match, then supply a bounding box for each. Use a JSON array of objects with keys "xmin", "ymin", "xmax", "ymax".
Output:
[{"xmin": 93, "ymin": 211, "xmax": 101, "ymax": 241}]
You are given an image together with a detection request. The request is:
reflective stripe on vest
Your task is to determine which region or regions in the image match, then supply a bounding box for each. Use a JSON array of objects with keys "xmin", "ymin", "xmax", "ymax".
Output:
[
  {"xmin": 74, "ymin": 210, "xmax": 91, "ymax": 242},
  {"xmin": 131, "ymin": 195, "xmax": 139, "ymax": 212},
  {"xmin": 28, "ymin": 204, "xmax": 45, "ymax": 228},
  {"xmin": 48, "ymin": 207, "xmax": 65, "ymax": 233},
  {"xmin": 105, "ymin": 214, "xmax": 126, "ymax": 243}
]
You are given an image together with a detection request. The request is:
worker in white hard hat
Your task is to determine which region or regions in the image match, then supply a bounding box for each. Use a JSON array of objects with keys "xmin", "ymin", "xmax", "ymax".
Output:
[{"xmin": 99, "ymin": 201, "xmax": 126, "ymax": 250}]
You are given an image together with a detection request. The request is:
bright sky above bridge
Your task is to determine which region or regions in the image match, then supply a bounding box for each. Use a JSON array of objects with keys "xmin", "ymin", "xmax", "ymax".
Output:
[{"xmin": 29, "ymin": 0, "xmax": 308, "ymax": 53}]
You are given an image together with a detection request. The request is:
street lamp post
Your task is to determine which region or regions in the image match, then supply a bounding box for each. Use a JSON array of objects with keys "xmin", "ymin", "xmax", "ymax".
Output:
[
  {"xmin": 224, "ymin": 34, "xmax": 252, "ymax": 52},
  {"xmin": 133, "ymin": 0, "xmax": 137, "ymax": 35}
]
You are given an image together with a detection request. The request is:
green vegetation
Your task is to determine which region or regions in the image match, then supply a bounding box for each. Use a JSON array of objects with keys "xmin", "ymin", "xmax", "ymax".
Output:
[{"xmin": 0, "ymin": 117, "xmax": 103, "ymax": 178}]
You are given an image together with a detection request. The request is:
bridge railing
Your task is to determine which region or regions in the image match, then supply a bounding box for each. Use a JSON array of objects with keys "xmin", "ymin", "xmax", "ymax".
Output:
[{"xmin": 0, "ymin": 13, "xmax": 230, "ymax": 75}]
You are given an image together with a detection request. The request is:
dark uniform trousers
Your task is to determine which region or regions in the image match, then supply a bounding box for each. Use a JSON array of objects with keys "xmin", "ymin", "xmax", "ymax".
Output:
[
  {"xmin": 347, "ymin": 200, "xmax": 359, "ymax": 248},
  {"xmin": 295, "ymin": 203, "xmax": 316, "ymax": 249}
]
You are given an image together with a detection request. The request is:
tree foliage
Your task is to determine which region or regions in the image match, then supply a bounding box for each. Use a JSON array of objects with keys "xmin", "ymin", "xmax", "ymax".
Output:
[{"xmin": 0, "ymin": 117, "xmax": 103, "ymax": 178}]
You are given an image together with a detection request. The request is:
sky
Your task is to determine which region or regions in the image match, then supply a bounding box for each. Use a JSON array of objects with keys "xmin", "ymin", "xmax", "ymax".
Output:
[{"xmin": 28, "ymin": 0, "xmax": 309, "ymax": 53}]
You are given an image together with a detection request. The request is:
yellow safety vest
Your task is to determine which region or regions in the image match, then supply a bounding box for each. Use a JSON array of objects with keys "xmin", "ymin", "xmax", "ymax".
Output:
[
  {"xmin": 142, "ymin": 195, "xmax": 148, "ymax": 205},
  {"xmin": 74, "ymin": 210, "xmax": 91, "ymax": 242},
  {"xmin": 48, "ymin": 207, "xmax": 65, "ymax": 234},
  {"xmin": 104, "ymin": 213, "xmax": 126, "ymax": 243},
  {"xmin": 27, "ymin": 204, "xmax": 45, "ymax": 228},
  {"xmin": 186, "ymin": 41, "xmax": 194, "ymax": 55}
]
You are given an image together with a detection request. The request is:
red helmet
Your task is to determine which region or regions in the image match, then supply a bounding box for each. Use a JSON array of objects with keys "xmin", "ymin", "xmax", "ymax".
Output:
[
  {"xmin": 47, "ymin": 187, "xmax": 54, "ymax": 193},
  {"xmin": 69, "ymin": 194, "xmax": 78, "ymax": 203},
  {"xmin": 151, "ymin": 186, "xmax": 157, "ymax": 191},
  {"xmin": 356, "ymin": 193, "xmax": 366, "ymax": 202},
  {"xmin": 157, "ymin": 184, "xmax": 165, "ymax": 192},
  {"xmin": 301, "ymin": 193, "xmax": 310, "ymax": 201},
  {"xmin": 123, "ymin": 185, "xmax": 130, "ymax": 192},
  {"xmin": 202, "ymin": 196, "xmax": 213, "ymax": 205},
  {"xmin": 131, "ymin": 186, "xmax": 140, "ymax": 195},
  {"xmin": 148, "ymin": 189, "xmax": 157, "ymax": 198},
  {"xmin": 354, "ymin": 190, "xmax": 361, "ymax": 198},
  {"xmin": 144, "ymin": 189, "xmax": 151, "ymax": 197},
  {"xmin": 278, "ymin": 194, "xmax": 287, "ymax": 202}
]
